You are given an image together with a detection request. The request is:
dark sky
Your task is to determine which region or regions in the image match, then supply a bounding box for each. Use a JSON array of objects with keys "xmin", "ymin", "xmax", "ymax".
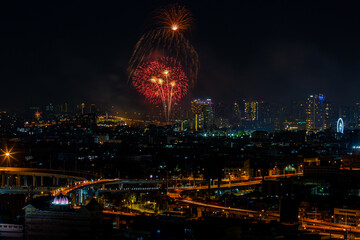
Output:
[{"xmin": 1, "ymin": 0, "xmax": 360, "ymax": 112}]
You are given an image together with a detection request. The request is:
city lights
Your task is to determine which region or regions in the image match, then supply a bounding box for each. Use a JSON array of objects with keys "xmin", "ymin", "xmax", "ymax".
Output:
[
  {"xmin": 1, "ymin": 146, "xmax": 15, "ymax": 167},
  {"xmin": 3, "ymin": 1, "xmax": 360, "ymax": 239}
]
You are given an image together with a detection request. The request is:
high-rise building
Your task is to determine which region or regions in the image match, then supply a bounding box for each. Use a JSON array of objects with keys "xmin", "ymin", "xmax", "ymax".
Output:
[
  {"xmin": 232, "ymin": 101, "xmax": 241, "ymax": 126},
  {"xmin": 81, "ymin": 103, "xmax": 85, "ymax": 115},
  {"xmin": 355, "ymin": 102, "xmax": 360, "ymax": 128},
  {"xmin": 191, "ymin": 99, "xmax": 214, "ymax": 130},
  {"xmin": 243, "ymin": 100, "xmax": 259, "ymax": 121},
  {"xmin": 305, "ymin": 94, "xmax": 330, "ymax": 132},
  {"xmin": 324, "ymin": 101, "xmax": 332, "ymax": 129}
]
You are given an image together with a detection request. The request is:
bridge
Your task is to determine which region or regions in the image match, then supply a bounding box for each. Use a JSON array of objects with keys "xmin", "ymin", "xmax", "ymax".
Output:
[
  {"xmin": 0, "ymin": 167, "xmax": 93, "ymax": 190},
  {"xmin": 166, "ymin": 173, "xmax": 303, "ymax": 220},
  {"xmin": 51, "ymin": 171, "xmax": 359, "ymax": 238},
  {"xmin": 301, "ymin": 218, "xmax": 360, "ymax": 239},
  {"xmin": 51, "ymin": 177, "xmax": 207, "ymax": 196}
]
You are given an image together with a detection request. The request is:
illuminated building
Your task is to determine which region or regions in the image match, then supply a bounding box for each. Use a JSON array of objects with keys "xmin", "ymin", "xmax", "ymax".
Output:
[
  {"xmin": 242, "ymin": 99, "xmax": 273, "ymax": 130},
  {"xmin": 243, "ymin": 100, "xmax": 259, "ymax": 121},
  {"xmin": 355, "ymin": 102, "xmax": 360, "ymax": 128},
  {"xmin": 81, "ymin": 102, "xmax": 85, "ymax": 114},
  {"xmin": 305, "ymin": 94, "xmax": 331, "ymax": 132},
  {"xmin": 215, "ymin": 117, "xmax": 230, "ymax": 129},
  {"xmin": 191, "ymin": 99, "xmax": 214, "ymax": 130},
  {"xmin": 283, "ymin": 120, "xmax": 306, "ymax": 131},
  {"xmin": 232, "ymin": 101, "xmax": 241, "ymax": 126},
  {"xmin": 76, "ymin": 103, "xmax": 86, "ymax": 115},
  {"xmin": 324, "ymin": 101, "xmax": 331, "ymax": 129},
  {"xmin": 23, "ymin": 196, "xmax": 104, "ymax": 239}
]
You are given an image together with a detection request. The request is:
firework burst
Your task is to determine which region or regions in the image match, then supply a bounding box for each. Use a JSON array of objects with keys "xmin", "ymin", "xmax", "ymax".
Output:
[
  {"xmin": 128, "ymin": 4, "xmax": 199, "ymax": 86},
  {"xmin": 132, "ymin": 57, "xmax": 189, "ymax": 122},
  {"xmin": 154, "ymin": 4, "xmax": 193, "ymax": 34}
]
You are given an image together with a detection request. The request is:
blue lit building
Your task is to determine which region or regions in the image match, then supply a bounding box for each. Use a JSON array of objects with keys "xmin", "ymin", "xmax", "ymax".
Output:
[{"xmin": 305, "ymin": 94, "xmax": 331, "ymax": 132}]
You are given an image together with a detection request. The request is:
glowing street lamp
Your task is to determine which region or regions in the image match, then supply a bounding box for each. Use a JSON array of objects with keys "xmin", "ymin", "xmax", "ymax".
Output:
[{"xmin": 1, "ymin": 147, "xmax": 15, "ymax": 167}]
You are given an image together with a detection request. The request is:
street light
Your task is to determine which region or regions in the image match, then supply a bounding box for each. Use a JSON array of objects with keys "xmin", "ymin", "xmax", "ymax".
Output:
[{"xmin": 1, "ymin": 147, "xmax": 14, "ymax": 167}]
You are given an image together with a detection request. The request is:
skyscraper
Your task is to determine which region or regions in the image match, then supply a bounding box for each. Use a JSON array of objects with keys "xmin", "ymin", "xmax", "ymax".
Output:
[
  {"xmin": 232, "ymin": 101, "xmax": 241, "ymax": 126},
  {"xmin": 305, "ymin": 94, "xmax": 330, "ymax": 132},
  {"xmin": 243, "ymin": 100, "xmax": 259, "ymax": 122},
  {"xmin": 191, "ymin": 99, "xmax": 214, "ymax": 130},
  {"xmin": 355, "ymin": 102, "xmax": 360, "ymax": 128}
]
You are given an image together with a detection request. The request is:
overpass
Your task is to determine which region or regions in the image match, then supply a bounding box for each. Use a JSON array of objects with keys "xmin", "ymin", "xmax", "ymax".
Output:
[
  {"xmin": 301, "ymin": 218, "xmax": 360, "ymax": 239},
  {"xmin": 51, "ymin": 172, "xmax": 302, "ymax": 197},
  {"xmin": 51, "ymin": 178, "xmax": 205, "ymax": 196},
  {"xmin": 167, "ymin": 173, "xmax": 303, "ymax": 220},
  {"xmin": 0, "ymin": 167, "xmax": 92, "ymax": 188}
]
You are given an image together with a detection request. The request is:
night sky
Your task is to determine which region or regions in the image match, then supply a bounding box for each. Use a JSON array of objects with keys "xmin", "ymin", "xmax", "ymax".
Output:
[{"xmin": 1, "ymin": 0, "xmax": 360, "ymax": 112}]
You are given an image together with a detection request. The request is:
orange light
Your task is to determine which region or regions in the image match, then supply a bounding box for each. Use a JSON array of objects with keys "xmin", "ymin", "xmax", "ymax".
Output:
[
  {"xmin": 171, "ymin": 25, "xmax": 178, "ymax": 31},
  {"xmin": 5, "ymin": 152, "xmax": 10, "ymax": 157}
]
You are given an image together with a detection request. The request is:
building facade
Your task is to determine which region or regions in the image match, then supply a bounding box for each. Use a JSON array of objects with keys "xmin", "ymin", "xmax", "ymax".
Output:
[{"xmin": 305, "ymin": 94, "xmax": 331, "ymax": 132}]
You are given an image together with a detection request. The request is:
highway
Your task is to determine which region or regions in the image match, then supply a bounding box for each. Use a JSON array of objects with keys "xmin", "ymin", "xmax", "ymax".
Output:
[
  {"xmin": 301, "ymin": 218, "xmax": 360, "ymax": 238},
  {"xmin": 166, "ymin": 174, "xmax": 303, "ymax": 219},
  {"xmin": 52, "ymin": 173, "xmax": 302, "ymax": 197},
  {"xmin": 180, "ymin": 198, "xmax": 258, "ymax": 214},
  {"xmin": 51, "ymin": 178, "xmax": 120, "ymax": 196},
  {"xmin": 0, "ymin": 167, "xmax": 89, "ymax": 180},
  {"xmin": 48, "ymin": 171, "xmax": 360, "ymax": 238}
]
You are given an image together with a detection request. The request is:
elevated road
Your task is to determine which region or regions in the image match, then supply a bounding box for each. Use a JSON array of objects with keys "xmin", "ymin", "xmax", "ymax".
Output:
[
  {"xmin": 52, "ymin": 173, "xmax": 302, "ymax": 196},
  {"xmin": 167, "ymin": 173, "xmax": 303, "ymax": 219},
  {"xmin": 51, "ymin": 177, "xmax": 208, "ymax": 196},
  {"xmin": 52, "ymin": 179, "xmax": 168, "ymax": 196},
  {"xmin": 0, "ymin": 167, "xmax": 90, "ymax": 181}
]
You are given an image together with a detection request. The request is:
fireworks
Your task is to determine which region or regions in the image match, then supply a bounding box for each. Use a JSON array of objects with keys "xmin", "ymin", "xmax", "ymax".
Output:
[
  {"xmin": 128, "ymin": 4, "xmax": 199, "ymax": 87},
  {"xmin": 132, "ymin": 57, "xmax": 189, "ymax": 122},
  {"xmin": 154, "ymin": 4, "xmax": 193, "ymax": 35}
]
